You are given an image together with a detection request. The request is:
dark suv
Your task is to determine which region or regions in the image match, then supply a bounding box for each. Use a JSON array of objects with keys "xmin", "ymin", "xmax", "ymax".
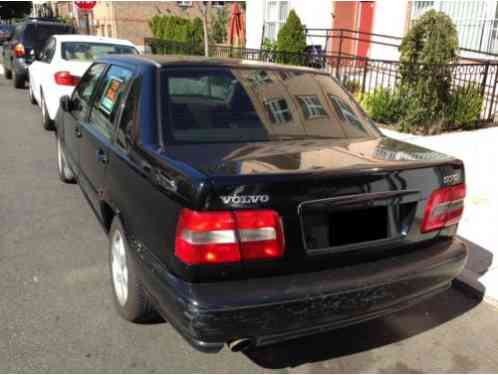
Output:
[
  {"xmin": 2, "ymin": 18, "xmax": 75, "ymax": 88},
  {"xmin": 55, "ymin": 55, "xmax": 467, "ymax": 353},
  {"xmin": 0, "ymin": 24, "xmax": 14, "ymax": 43}
]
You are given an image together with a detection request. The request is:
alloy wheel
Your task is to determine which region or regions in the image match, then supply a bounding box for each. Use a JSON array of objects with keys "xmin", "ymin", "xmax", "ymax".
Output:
[{"xmin": 111, "ymin": 229, "xmax": 129, "ymax": 307}]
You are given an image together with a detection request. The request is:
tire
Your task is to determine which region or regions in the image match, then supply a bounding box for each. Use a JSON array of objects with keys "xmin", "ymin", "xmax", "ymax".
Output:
[
  {"xmin": 109, "ymin": 218, "xmax": 155, "ymax": 323},
  {"xmin": 41, "ymin": 92, "xmax": 54, "ymax": 130},
  {"xmin": 56, "ymin": 133, "xmax": 76, "ymax": 184},
  {"xmin": 12, "ymin": 68, "xmax": 25, "ymax": 89},
  {"xmin": 4, "ymin": 67, "xmax": 12, "ymax": 80},
  {"xmin": 28, "ymin": 83, "xmax": 37, "ymax": 105}
]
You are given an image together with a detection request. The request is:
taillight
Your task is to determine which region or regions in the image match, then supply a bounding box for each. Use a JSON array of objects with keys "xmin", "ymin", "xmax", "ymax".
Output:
[
  {"xmin": 54, "ymin": 71, "xmax": 80, "ymax": 86},
  {"xmin": 14, "ymin": 43, "xmax": 25, "ymax": 58},
  {"xmin": 421, "ymin": 184, "xmax": 466, "ymax": 233},
  {"xmin": 235, "ymin": 210, "xmax": 285, "ymax": 261},
  {"xmin": 175, "ymin": 209, "xmax": 285, "ymax": 265}
]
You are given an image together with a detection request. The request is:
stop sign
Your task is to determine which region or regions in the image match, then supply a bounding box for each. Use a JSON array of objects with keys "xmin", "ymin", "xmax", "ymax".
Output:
[{"xmin": 75, "ymin": 1, "xmax": 96, "ymax": 11}]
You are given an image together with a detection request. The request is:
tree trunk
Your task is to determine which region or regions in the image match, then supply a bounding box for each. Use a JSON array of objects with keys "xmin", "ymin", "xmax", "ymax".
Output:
[{"xmin": 200, "ymin": 2, "xmax": 211, "ymax": 57}]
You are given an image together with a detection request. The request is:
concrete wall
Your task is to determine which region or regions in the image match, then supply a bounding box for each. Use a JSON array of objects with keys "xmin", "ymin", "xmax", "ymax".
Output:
[
  {"xmin": 246, "ymin": 0, "xmax": 265, "ymax": 49},
  {"xmin": 369, "ymin": 0, "xmax": 409, "ymax": 60}
]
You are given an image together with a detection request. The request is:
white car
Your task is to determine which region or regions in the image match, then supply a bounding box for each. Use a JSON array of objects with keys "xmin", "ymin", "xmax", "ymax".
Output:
[{"xmin": 28, "ymin": 34, "xmax": 139, "ymax": 130}]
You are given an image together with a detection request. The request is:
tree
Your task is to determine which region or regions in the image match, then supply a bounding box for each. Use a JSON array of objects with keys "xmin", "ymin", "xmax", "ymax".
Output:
[
  {"xmin": 399, "ymin": 10, "xmax": 459, "ymax": 133},
  {"xmin": 276, "ymin": 9, "xmax": 306, "ymax": 65},
  {"xmin": 197, "ymin": 1, "xmax": 211, "ymax": 57},
  {"xmin": 210, "ymin": 7, "xmax": 228, "ymax": 44},
  {"xmin": 0, "ymin": 1, "xmax": 32, "ymax": 20}
]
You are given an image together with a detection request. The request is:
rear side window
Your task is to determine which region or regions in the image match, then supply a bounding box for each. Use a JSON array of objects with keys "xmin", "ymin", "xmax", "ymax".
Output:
[
  {"xmin": 39, "ymin": 37, "xmax": 56, "ymax": 63},
  {"xmin": 89, "ymin": 65, "xmax": 134, "ymax": 139},
  {"xmin": 24, "ymin": 23, "xmax": 73, "ymax": 45},
  {"xmin": 116, "ymin": 78, "xmax": 141, "ymax": 151},
  {"xmin": 71, "ymin": 63, "xmax": 106, "ymax": 121},
  {"xmin": 162, "ymin": 68, "xmax": 381, "ymax": 144},
  {"xmin": 61, "ymin": 42, "xmax": 138, "ymax": 61}
]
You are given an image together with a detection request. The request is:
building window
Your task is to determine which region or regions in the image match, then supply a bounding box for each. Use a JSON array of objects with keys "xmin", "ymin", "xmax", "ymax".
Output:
[
  {"xmin": 177, "ymin": 1, "xmax": 193, "ymax": 7},
  {"xmin": 265, "ymin": 98, "xmax": 292, "ymax": 124},
  {"xmin": 212, "ymin": 1, "xmax": 225, "ymax": 8},
  {"xmin": 107, "ymin": 25, "xmax": 112, "ymax": 38},
  {"xmin": 297, "ymin": 95, "xmax": 328, "ymax": 120},
  {"xmin": 264, "ymin": 1, "xmax": 289, "ymax": 41}
]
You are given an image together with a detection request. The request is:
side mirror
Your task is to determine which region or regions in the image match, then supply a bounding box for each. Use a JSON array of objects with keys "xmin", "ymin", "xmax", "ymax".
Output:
[{"xmin": 60, "ymin": 95, "xmax": 72, "ymax": 112}]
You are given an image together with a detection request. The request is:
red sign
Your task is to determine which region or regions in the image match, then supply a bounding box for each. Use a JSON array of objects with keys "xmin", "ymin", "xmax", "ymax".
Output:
[{"xmin": 75, "ymin": 1, "xmax": 96, "ymax": 11}]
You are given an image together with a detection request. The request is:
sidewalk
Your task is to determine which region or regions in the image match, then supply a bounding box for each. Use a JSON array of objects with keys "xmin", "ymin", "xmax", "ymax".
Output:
[{"xmin": 382, "ymin": 127, "xmax": 498, "ymax": 304}]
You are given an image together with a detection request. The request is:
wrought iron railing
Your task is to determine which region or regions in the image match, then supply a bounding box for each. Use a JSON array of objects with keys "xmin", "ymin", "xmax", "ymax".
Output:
[{"xmin": 145, "ymin": 38, "xmax": 498, "ymax": 123}]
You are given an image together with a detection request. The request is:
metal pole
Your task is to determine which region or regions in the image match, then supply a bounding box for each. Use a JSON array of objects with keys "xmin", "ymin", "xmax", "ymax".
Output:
[
  {"xmin": 487, "ymin": 65, "xmax": 498, "ymax": 121},
  {"xmin": 481, "ymin": 61, "xmax": 490, "ymax": 98},
  {"xmin": 361, "ymin": 59, "xmax": 368, "ymax": 93},
  {"xmin": 336, "ymin": 30, "xmax": 343, "ymax": 80}
]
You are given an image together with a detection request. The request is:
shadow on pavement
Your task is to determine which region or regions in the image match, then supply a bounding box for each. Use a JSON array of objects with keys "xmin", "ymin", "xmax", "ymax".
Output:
[
  {"xmin": 244, "ymin": 237, "xmax": 492, "ymax": 370},
  {"xmin": 244, "ymin": 287, "xmax": 482, "ymax": 369}
]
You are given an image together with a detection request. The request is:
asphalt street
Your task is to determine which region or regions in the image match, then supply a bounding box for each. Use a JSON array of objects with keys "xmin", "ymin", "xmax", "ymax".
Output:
[{"xmin": 1, "ymin": 73, "xmax": 498, "ymax": 372}]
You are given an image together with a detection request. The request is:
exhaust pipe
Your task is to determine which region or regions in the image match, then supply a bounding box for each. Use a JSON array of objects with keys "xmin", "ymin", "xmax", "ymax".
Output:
[{"xmin": 228, "ymin": 338, "xmax": 253, "ymax": 352}]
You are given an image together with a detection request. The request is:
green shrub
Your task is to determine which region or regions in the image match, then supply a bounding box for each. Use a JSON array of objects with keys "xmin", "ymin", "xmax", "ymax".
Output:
[
  {"xmin": 149, "ymin": 14, "xmax": 204, "ymax": 54},
  {"xmin": 343, "ymin": 79, "xmax": 361, "ymax": 94},
  {"xmin": 447, "ymin": 85, "xmax": 483, "ymax": 129},
  {"xmin": 210, "ymin": 7, "xmax": 229, "ymax": 44},
  {"xmin": 399, "ymin": 10, "xmax": 459, "ymax": 133},
  {"xmin": 357, "ymin": 87, "xmax": 409, "ymax": 124},
  {"xmin": 275, "ymin": 10, "xmax": 306, "ymax": 65}
]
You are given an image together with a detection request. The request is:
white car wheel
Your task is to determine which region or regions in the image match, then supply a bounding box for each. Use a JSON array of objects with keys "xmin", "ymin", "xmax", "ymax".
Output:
[{"xmin": 111, "ymin": 229, "xmax": 129, "ymax": 307}]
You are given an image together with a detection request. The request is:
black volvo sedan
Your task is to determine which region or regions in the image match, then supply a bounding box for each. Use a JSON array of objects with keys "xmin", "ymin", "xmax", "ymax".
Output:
[{"xmin": 54, "ymin": 55, "xmax": 467, "ymax": 353}]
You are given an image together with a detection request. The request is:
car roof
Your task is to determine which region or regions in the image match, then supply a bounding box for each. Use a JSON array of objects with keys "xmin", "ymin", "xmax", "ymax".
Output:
[
  {"xmin": 97, "ymin": 54, "xmax": 327, "ymax": 74},
  {"xmin": 53, "ymin": 34, "xmax": 136, "ymax": 47}
]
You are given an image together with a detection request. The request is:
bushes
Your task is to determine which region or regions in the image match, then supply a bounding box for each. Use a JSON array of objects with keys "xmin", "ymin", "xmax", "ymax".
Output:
[
  {"xmin": 398, "ymin": 10, "xmax": 459, "ymax": 133},
  {"xmin": 357, "ymin": 87, "xmax": 408, "ymax": 125},
  {"xmin": 343, "ymin": 79, "xmax": 361, "ymax": 95},
  {"xmin": 149, "ymin": 14, "xmax": 204, "ymax": 54},
  {"xmin": 210, "ymin": 7, "xmax": 228, "ymax": 44},
  {"xmin": 357, "ymin": 84, "xmax": 484, "ymax": 132},
  {"xmin": 356, "ymin": 10, "xmax": 484, "ymax": 133},
  {"xmin": 447, "ymin": 85, "xmax": 483, "ymax": 129},
  {"xmin": 275, "ymin": 9, "xmax": 306, "ymax": 65}
]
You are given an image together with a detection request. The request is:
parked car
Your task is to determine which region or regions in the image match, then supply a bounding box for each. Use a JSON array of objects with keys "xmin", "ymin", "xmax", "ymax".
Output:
[
  {"xmin": 29, "ymin": 35, "xmax": 139, "ymax": 130},
  {"xmin": 55, "ymin": 55, "xmax": 468, "ymax": 353},
  {"xmin": 0, "ymin": 24, "xmax": 14, "ymax": 43},
  {"xmin": 2, "ymin": 18, "xmax": 75, "ymax": 88}
]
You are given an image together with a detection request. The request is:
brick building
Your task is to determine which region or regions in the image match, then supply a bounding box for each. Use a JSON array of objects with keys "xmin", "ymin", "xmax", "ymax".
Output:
[{"xmin": 44, "ymin": 1, "xmax": 241, "ymax": 50}]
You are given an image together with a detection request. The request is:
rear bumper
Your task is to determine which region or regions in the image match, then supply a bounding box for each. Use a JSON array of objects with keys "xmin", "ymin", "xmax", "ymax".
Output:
[{"xmin": 140, "ymin": 238, "xmax": 467, "ymax": 353}]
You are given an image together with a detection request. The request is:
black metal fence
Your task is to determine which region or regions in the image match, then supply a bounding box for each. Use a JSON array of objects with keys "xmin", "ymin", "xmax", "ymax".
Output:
[{"xmin": 145, "ymin": 38, "xmax": 498, "ymax": 123}]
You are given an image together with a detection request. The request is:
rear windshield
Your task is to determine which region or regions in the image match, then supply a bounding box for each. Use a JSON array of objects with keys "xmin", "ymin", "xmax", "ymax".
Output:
[
  {"xmin": 162, "ymin": 67, "xmax": 381, "ymax": 144},
  {"xmin": 24, "ymin": 23, "xmax": 73, "ymax": 44},
  {"xmin": 61, "ymin": 42, "xmax": 138, "ymax": 61}
]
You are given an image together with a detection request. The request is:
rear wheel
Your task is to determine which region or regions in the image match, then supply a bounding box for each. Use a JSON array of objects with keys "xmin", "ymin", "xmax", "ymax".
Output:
[
  {"xmin": 56, "ymin": 133, "xmax": 76, "ymax": 184},
  {"xmin": 28, "ymin": 83, "xmax": 37, "ymax": 105},
  {"xmin": 4, "ymin": 66, "xmax": 12, "ymax": 80},
  {"xmin": 41, "ymin": 92, "xmax": 54, "ymax": 130},
  {"xmin": 12, "ymin": 68, "xmax": 25, "ymax": 89},
  {"xmin": 109, "ymin": 218, "xmax": 155, "ymax": 323}
]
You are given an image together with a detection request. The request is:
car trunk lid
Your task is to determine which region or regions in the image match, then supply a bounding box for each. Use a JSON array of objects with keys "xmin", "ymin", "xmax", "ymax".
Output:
[{"xmin": 159, "ymin": 137, "xmax": 464, "ymax": 277}]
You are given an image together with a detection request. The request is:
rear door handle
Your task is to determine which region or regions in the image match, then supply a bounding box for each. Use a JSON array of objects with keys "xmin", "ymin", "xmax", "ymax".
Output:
[{"xmin": 96, "ymin": 149, "xmax": 108, "ymax": 165}]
